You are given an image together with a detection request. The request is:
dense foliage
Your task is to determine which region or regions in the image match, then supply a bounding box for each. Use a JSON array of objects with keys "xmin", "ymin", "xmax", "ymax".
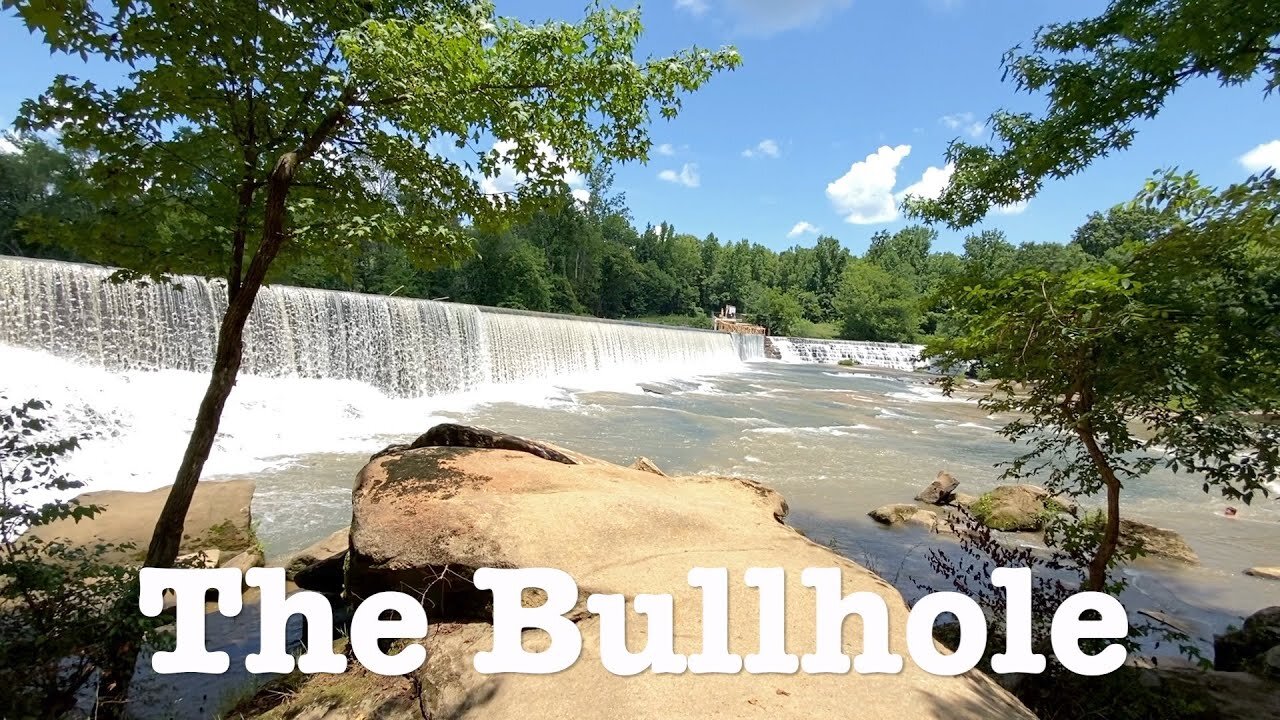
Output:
[{"xmin": 0, "ymin": 398, "xmax": 162, "ymax": 719}]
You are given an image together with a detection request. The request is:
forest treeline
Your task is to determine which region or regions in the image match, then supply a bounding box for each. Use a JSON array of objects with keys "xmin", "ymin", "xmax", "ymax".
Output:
[{"xmin": 1, "ymin": 136, "xmax": 1156, "ymax": 341}]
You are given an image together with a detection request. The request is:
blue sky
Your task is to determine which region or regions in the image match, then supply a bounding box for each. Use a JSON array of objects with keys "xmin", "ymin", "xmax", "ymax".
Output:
[{"xmin": 2, "ymin": 0, "xmax": 1276, "ymax": 254}]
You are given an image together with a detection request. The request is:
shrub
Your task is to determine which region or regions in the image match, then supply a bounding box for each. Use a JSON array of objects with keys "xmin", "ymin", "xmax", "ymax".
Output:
[
  {"xmin": 921, "ymin": 507, "xmax": 1209, "ymax": 719},
  {"xmin": 0, "ymin": 398, "xmax": 161, "ymax": 718}
]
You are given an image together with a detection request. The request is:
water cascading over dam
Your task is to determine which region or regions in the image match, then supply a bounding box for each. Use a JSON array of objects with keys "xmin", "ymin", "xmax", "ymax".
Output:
[
  {"xmin": 768, "ymin": 336, "xmax": 923, "ymax": 371},
  {"xmin": 0, "ymin": 256, "xmax": 763, "ymax": 398}
]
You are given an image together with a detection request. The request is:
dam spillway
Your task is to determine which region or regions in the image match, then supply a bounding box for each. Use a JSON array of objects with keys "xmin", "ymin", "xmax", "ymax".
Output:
[
  {"xmin": 0, "ymin": 256, "xmax": 763, "ymax": 397},
  {"xmin": 767, "ymin": 336, "xmax": 923, "ymax": 371}
]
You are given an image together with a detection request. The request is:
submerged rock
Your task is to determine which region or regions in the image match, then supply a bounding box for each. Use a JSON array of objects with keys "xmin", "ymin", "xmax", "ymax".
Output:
[
  {"xmin": 1246, "ymin": 566, "xmax": 1280, "ymax": 581},
  {"xmin": 869, "ymin": 503, "xmax": 940, "ymax": 530},
  {"xmin": 277, "ymin": 424, "xmax": 1040, "ymax": 720},
  {"xmin": 915, "ymin": 471, "xmax": 959, "ymax": 505}
]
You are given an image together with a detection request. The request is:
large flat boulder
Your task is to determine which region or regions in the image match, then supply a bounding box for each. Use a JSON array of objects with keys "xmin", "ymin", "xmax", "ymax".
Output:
[
  {"xmin": 317, "ymin": 431, "xmax": 1036, "ymax": 720},
  {"xmin": 29, "ymin": 479, "xmax": 255, "ymax": 565}
]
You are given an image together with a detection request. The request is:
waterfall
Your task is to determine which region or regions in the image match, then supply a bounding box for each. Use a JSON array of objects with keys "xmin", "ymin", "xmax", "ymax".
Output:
[
  {"xmin": 0, "ymin": 256, "xmax": 761, "ymax": 398},
  {"xmin": 769, "ymin": 336, "xmax": 923, "ymax": 371}
]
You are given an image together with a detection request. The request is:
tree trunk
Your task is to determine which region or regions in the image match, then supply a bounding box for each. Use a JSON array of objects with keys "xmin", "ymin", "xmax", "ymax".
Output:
[
  {"xmin": 97, "ymin": 93, "xmax": 355, "ymax": 715},
  {"xmin": 1077, "ymin": 424, "xmax": 1122, "ymax": 593}
]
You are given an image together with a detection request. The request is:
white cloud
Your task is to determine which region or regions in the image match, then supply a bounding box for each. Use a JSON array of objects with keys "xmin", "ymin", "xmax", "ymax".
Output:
[
  {"xmin": 656, "ymin": 142, "xmax": 677, "ymax": 156},
  {"xmin": 1240, "ymin": 140, "xmax": 1280, "ymax": 172},
  {"xmin": 787, "ymin": 221, "xmax": 820, "ymax": 238},
  {"xmin": 742, "ymin": 138, "xmax": 781, "ymax": 159},
  {"xmin": 993, "ymin": 200, "xmax": 1029, "ymax": 216},
  {"xmin": 0, "ymin": 137, "xmax": 17, "ymax": 155},
  {"xmin": 897, "ymin": 163, "xmax": 955, "ymax": 204},
  {"xmin": 676, "ymin": 0, "xmax": 851, "ymax": 34},
  {"xmin": 826, "ymin": 145, "xmax": 912, "ymax": 224},
  {"xmin": 829, "ymin": 144, "xmax": 1030, "ymax": 224},
  {"xmin": 940, "ymin": 112, "xmax": 987, "ymax": 139},
  {"xmin": 658, "ymin": 163, "xmax": 701, "ymax": 188},
  {"xmin": 674, "ymin": 0, "xmax": 709, "ymax": 16},
  {"xmin": 480, "ymin": 139, "xmax": 590, "ymax": 204},
  {"xmin": 728, "ymin": 0, "xmax": 852, "ymax": 33}
]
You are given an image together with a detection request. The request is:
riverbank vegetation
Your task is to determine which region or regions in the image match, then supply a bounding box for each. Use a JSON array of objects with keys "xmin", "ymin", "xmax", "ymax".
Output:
[{"xmin": 4, "ymin": 131, "xmax": 1121, "ymax": 343}]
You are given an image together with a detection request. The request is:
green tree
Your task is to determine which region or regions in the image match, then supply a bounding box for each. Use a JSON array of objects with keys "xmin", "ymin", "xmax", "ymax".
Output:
[
  {"xmin": 463, "ymin": 232, "xmax": 553, "ymax": 311},
  {"xmin": 747, "ymin": 284, "xmax": 803, "ymax": 336},
  {"xmin": 0, "ymin": 135, "xmax": 88, "ymax": 260},
  {"xmin": 9, "ymin": 0, "xmax": 738, "ymax": 708},
  {"xmin": 907, "ymin": 0, "xmax": 1280, "ymax": 227},
  {"xmin": 1011, "ymin": 241, "xmax": 1092, "ymax": 274},
  {"xmin": 834, "ymin": 259, "xmax": 921, "ymax": 343},
  {"xmin": 865, "ymin": 225, "xmax": 934, "ymax": 293},
  {"xmin": 1071, "ymin": 204, "xmax": 1169, "ymax": 259},
  {"xmin": 928, "ymin": 173, "xmax": 1280, "ymax": 592},
  {"xmin": 810, "ymin": 234, "xmax": 849, "ymax": 320}
]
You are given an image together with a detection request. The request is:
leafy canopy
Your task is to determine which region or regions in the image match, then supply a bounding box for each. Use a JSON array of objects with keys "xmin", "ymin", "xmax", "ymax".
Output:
[
  {"xmin": 7, "ymin": 0, "xmax": 741, "ymax": 283},
  {"xmin": 906, "ymin": 0, "xmax": 1280, "ymax": 228}
]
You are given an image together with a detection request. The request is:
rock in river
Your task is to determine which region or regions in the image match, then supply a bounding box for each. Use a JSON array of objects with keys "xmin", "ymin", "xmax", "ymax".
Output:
[
  {"xmin": 248, "ymin": 425, "xmax": 1036, "ymax": 720},
  {"xmin": 968, "ymin": 484, "xmax": 1063, "ymax": 532},
  {"xmin": 1119, "ymin": 519, "xmax": 1198, "ymax": 565},
  {"xmin": 915, "ymin": 471, "xmax": 959, "ymax": 505},
  {"xmin": 869, "ymin": 503, "xmax": 940, "ymax": 530},
  {"xmin": 1215, "ymin": 606, "xmax": 1280, "ymax": 674}
]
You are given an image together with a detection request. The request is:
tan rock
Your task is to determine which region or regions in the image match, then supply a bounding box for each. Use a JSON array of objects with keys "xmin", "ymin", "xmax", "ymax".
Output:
[
  {"xmin": 1246, "ymin": 567, "xmax": 1280, "ymax": 581},
  {"xmin": 328, "ymin": 431, "xmax": 1034, "ymax": 720},
  {"xmin": 1119, "ymin": 519, "xmax": 1198, "ymax": 565},
  {"xmin": 915, "ymin": 471, "xmax": 959, "ymax": 505},
  {"xmin": 949, "ymin": 492, "xmax": 979, "ymax": 510},
  {"xmin": 286, "ymin": 528, "xmax": 349, "ymax": 594},
  {"xmin": 631, "ymin": 456, "xmax": 668, "ymax": 476},
  {"xmin": 223, "ymin": 549, "xmax": 265, "ymax": 573},
  {"xmin": 28, "ymin": 479, "xmax": 255, "ymax": 564},
  {"xmin": 868, "ymin": 503, "xmax": 940, "ymax": 530}
]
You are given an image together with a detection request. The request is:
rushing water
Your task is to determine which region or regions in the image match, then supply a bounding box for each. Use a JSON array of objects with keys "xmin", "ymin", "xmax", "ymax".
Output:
[
  {"xmin": 770, "ymin": 336, "xmax": 924, "ymax": 370},
  {"xmin": 0, "ymin": 256, "xmax": 763, "ymax": 398},
  {"xmin": 2, "ymin": 255, "xmax": 1277, "ymax": 671}
]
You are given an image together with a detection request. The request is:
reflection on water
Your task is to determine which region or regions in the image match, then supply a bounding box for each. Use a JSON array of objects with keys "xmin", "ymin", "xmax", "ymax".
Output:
[{"xmin": 246, "ymin": 363, "xmax": 1278, "ymax": 655}]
